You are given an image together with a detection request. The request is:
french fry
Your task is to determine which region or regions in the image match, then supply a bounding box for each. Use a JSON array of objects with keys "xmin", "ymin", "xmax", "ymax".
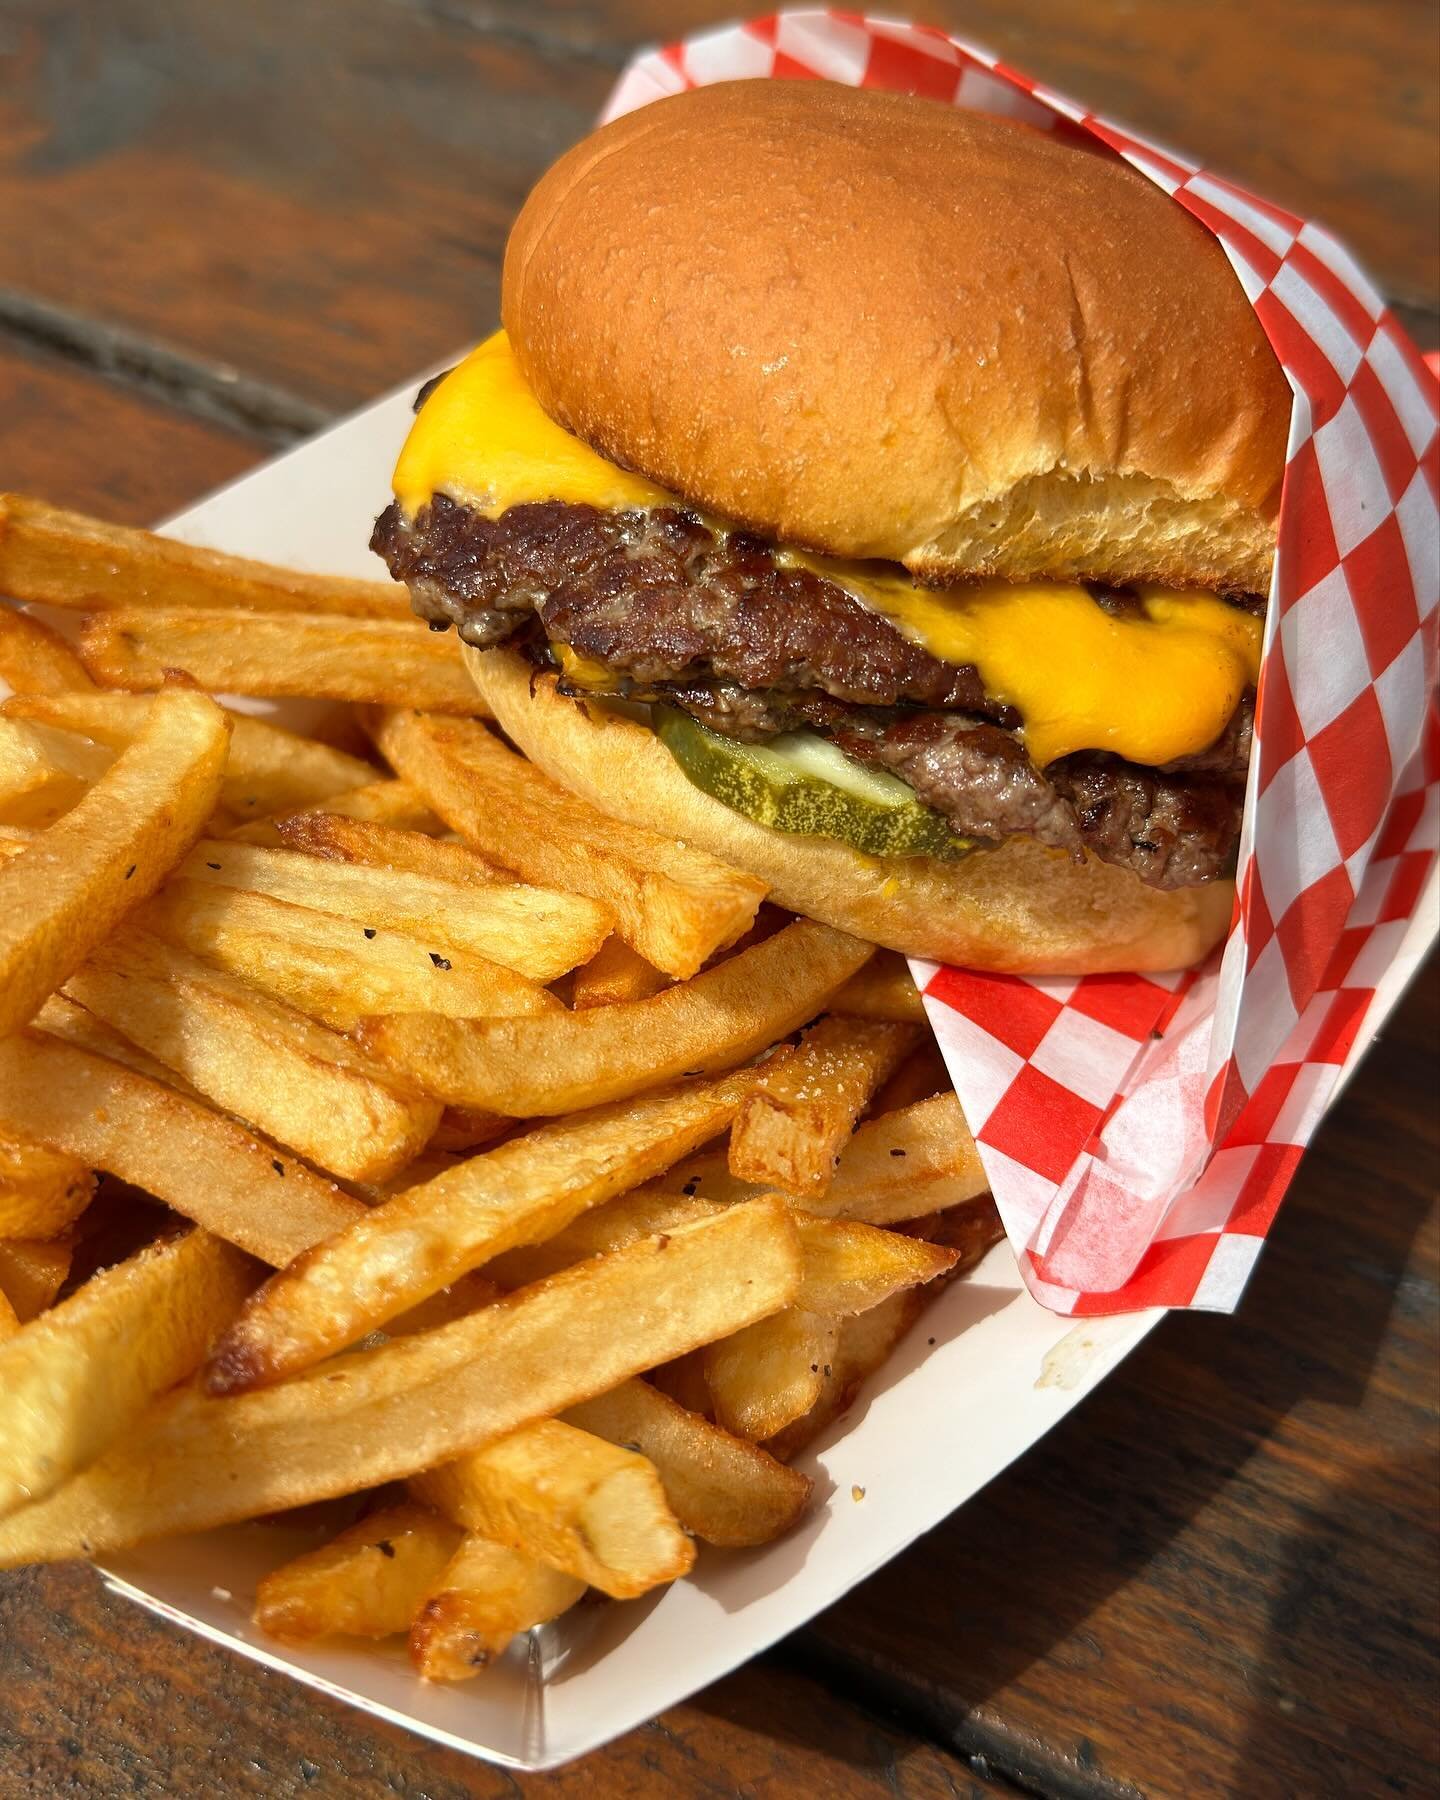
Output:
[
  {"xmin": 33, "ymin": 992, "xmax": 198, "ymax": 1090},
  {"xmin": 571, "ymin": 935, "xmax": 670, "ymax": 1010},
  {"xmin": 205, "ymin": 1064, "xmax": 766, "ymax": 1393},
  {"xmin": 807, "ymin": 1093, "xmax": 989, "ymax": 1225},
  {"xmin": 490, "ymin": 1191, "xmax": 958, "ymax": 1319},
  {"xmin": 765, "ymin": 1288, "xmax": 931, "ymax": 1463},
  {"xmin": 413, "ymin": 1420, "xmax": 694, "ymax": 1599},
  {"xmin": 704, "ymin": 1308, "xmax": 841, "ymax": 1442},
  {"xmin": 565, "ymin": 1379, "xmax": 812, "ymax": 1548},
  {"xmin": 0, "ymin": 495, "xmax": 410, "ymax": 619},
  {"xmin": 140, "ymin": 880, "xmax": 558, "ymax": 1028},
  {"xmin": 0, "ymin": 685, "xmax": 228, "ymax": 1038},
  {"xmin": 253, "ymin": 1502, "xmax": 464, "ymax": 1646},
  {"xmin": 175, "ymin": 838, "xmax": 612, "ymax": 983},
  {"xmin": 67, "ymin": 934, "xmax": 441, "ymax": 1185},
  {"xmin": 229, "ymin": 779, "xmax": 441, "ymax": 845},
  {"xmin": 829, "ymin": 951, "xmax": 927, "ymax": 1023},
  {"xmin": 408, "ymin": 1534, "xmax": 584, "ymax": 1680},
  {"xmin": 277, "ymin": 812, "xmax": 500, "ymax": 884},
  {"xmin": 357, "ymin": 919, "xmax": 872, "ymax": 1115},
  {"xmin": 728, "ymin": 1017, "xmax": 916, "ymax": 1197},
  {"xmin": 0, "ymin": 605, "xmax": 96, "ymax": 694},
  {"xmin": 80, "ymin": 608, "xmax": 485, "ymax": 715},
  {"xmin": 0, "ymin": 1199, "xmax": 803, "ymax": 1562},
  {"xmin": 5, "ymin": 690, "xmax": 378, "ymax": 822},
  {"xmin": 485, "ymin": 1189, "xmax": 725, "ymax": 1290},
  {"xmin": 0, "ymin": 1137, "xmax": 96, "ymax": 1241},
  {"xmin": 0, "ymin": 1229, "xmax": 252, "ymax": 1517},
  {"xmin": 0, "ymin": 1034, "xmax": 364, "ymax": 1267},
  {"xmin": 369, "ymin": 709, "xmax": 765, "ymax": 977},
  {"xmin": 792, "ymin": 1214, "xmax": 959, "ymax": 1315},
  {"xmin": 0, "ymin": 716, "xmax": 112, "ymax": 827},
  {"xmin": 0, "ymin": 1237, "xmax": 74, "ymax": 1321}
]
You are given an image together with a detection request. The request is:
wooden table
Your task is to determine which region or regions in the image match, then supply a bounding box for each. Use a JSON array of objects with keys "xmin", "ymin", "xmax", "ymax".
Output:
[{"xmin": 1, "ymin": 5, "xmax": 1435, "ymax": 1796}]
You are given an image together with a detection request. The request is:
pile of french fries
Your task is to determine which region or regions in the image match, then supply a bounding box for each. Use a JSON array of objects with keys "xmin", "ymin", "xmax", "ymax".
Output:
[{"xmin": 0, "ymin": 494, "xmax": 1002, "ymax": 1682}]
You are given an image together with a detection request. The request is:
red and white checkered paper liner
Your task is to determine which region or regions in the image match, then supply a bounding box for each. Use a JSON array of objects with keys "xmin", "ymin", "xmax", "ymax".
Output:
[{"xmin": 606, "ymin": 12, "xmax": 1440, "ymax": 1314}]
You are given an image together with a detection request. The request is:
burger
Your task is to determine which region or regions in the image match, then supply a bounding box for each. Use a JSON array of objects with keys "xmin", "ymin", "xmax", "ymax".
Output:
[{"xmin": 371, "ymin": 80, "xmax": 1289, "ymax": 974}]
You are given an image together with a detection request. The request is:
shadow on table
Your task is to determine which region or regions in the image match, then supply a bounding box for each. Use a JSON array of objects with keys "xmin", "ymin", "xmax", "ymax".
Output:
[{"xmin": 685, "ymin": 959, "xmax": 1438, "ymax": 1793}]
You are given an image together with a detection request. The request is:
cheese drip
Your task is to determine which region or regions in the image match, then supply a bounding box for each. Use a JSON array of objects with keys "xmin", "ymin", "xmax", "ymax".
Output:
[{"xmin": 394, "ymin": 332, "xmax": 1262, "ymax": 768}]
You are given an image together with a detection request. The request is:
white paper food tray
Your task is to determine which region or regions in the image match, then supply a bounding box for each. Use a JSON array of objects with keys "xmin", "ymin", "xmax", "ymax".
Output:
[{"xmin": 18, "ymin": 373, "xmax": 1428, "ymax": 1772}]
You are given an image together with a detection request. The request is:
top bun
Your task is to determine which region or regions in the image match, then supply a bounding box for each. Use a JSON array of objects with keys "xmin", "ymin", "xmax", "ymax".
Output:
[{"xmin": 502, "ymin": 81, "xmax": 1290, "ymax": 594}]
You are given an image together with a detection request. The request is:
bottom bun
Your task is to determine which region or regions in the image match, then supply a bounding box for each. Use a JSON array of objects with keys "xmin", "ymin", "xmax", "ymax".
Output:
[{"xmin": 466, "ymin": 644, "xmax": 1234, "ymax": 975}]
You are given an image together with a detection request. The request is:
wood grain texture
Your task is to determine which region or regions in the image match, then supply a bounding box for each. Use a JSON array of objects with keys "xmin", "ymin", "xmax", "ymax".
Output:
[
  {"xmin": 0, "ymin": 1561, "xmax": 1011, "ymax": 1799},
  {"xmin": 0, "ymin": 0, "xmax": 1433, "ymax": 427},
  {"xmin": 795, "ymin": 960, "xmax": 1440, "ymax": 1800}
]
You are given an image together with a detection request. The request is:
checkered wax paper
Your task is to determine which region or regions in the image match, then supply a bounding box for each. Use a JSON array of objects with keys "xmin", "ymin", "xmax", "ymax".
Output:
[{"xmin": 605, "ymin": 12, "xmax": 1440, "ymax": 1314}]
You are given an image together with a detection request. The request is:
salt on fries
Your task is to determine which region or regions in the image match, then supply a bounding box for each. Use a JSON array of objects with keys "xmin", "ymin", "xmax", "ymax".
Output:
[{"xmin": 0, "ymin": 495, "xmax": 1000, "ymax": 1683}]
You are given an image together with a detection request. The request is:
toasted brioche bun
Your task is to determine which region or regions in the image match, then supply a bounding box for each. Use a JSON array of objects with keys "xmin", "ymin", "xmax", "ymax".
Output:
[
  {"xmin": 503, "ymin": 81, "xmax": 1289, "ymax": 595},
  {"xmin": 467, "ymin": 645, "xmax": 1233, "ymax": 974}
]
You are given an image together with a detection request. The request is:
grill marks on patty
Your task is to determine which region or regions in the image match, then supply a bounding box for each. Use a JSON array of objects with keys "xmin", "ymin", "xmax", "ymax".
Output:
[{"xmin": 372, "ymin": 495, "xmax": 1253, "ymax": 889}]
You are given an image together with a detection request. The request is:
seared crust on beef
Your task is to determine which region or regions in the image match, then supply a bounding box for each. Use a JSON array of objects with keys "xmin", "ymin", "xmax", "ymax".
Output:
[{"xmin": 373, "ymin": 495, "xmax": 1253, "ymax": 889}]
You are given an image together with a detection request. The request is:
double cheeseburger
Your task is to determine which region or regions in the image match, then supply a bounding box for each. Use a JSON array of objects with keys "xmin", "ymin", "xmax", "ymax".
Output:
[{"xmin": 373, "ymin": 81, "xmax": 1289, "ymax": 973}]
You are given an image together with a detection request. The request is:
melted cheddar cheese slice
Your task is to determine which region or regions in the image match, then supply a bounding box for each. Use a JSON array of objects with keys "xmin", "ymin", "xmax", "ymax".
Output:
[{"xmin": 395, "ymin": 333, "xmax": 1263, "ymax": 769}]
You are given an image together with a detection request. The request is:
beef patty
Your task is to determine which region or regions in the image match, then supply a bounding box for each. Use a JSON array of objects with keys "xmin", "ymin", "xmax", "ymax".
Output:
[{"xmin": 373, "ymin": 495, "xmax": 1255, "ymax": 889}]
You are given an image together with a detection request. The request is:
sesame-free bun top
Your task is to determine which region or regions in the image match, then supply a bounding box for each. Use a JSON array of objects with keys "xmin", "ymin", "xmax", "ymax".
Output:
[{"xmin": 502, "ymin": 81, "xmax": 1290, "ymax": 594}]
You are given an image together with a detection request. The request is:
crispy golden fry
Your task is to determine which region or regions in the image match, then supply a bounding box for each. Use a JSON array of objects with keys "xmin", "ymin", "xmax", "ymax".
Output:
[
  {"xmin": 829, "ymin": 951, "xmax": 927, "ymax": 1023},
  {"xmin": 704, "ymin": 1308, "xmax": 841, "ymax": 1442},
  {"xmin": 565, "ymin": 1379, "xmax": 812, "ymax": 1548},
  {"xmin": 141, "ymin": 880, "xmax": 557, "ymax": 1028},
  {"xmin": 485, "ymin": 1189, "xmax": 724, "ymax": 1289},
  {"xmin": 0, "ymin": 1034, "xmax": 363, "ymax": 1267},
  {"xmin": 230, "ymin": 779, "xmax": 441, "ymax": 845},
  {"xmin": 0, "ymin": 1237, "xmax": 73, "ymax": 1321},
  {"xmin": 32, "ymin": 992, "xmax": 197, "ymax": 1090},
  {"xmin": 729, "ymin": 1017, "xmax": 916, "ymax": 1197},
  {"xmin": 68, "ymin": 935, "xmax": 441, "ymax": 1185},
  {"xmin": 358, "ymin": 919, "xmax": 870, "ymax": 1116},
  {"xmin": 765, "ymin": 1288, "xmax": 930, "ymax": 1463},
  {"xmin": 630, "ymin": 1149, "xmax": 759, "ymax": 1210},
  {"xmin": 254, "ymin": 1502, "xmax": 463, "ymax": 1646},
  {"xmin": 276, "ymin": 812, "xmax": 498, "ymax": 883},
  {"xmin": 4, "ymin": 690, "xmax": 377, "ymax": 822},
  {"xmin": 428, "ymin": 1107, "xmax": 511, "ymax": 1154},
  {"xmin": 806, "ymin": 1092, "xmax": 988, "ymax": 1225},
  {"xmin": 176, "ymin": 838, "xmax": 612, "ymax": 983},
  {"xmin": 205, "ymin": 1064, "xmax": 764, "ymax": 1394},
  {"xmin": 409, "ymin": 1533, "xmax": 584, "ymax": 1680},
  {"xmin": 414, "ymin": 1419, "xmax": 693, "ymax": 1599},
  {"xmin": 0, "ymin": 605, "xmax": 96, "ymax": 694},
  {"xmin": 0, "ymin": 495, "xmax": 410, "ymax": 619},
  {"xmin": 0, "ymin": 716, "xmax": 113, "ymax": 827},
  {"xmin": 792, "ymin": 1214, "xmax": 958, "ymax": 1315},
  {"xmin": 0, "ymin": 686, "xmax": 228, "ymax": 1038},
  {"xmin": 868, "ymin": 1037, "xmax": 951, "ymax": 1115},
  {"xmin": 0, "ymin": 1229, "xmax": 251, "ymax": 1517},
  {"xmin": 0, "ymin": 1199, "xmax": 802, "ymax": 1562},
  {"xmin": 571, "ymin": 935, "xmax": 670, "ymax": 1010},
  {"xmin": 491, "ymin": 1190, "xmax": 957, "ymax": 1320},
  {"xmin": 369, "ymin": 709, "xmax": 765, "ymax": 977},
  {"xmin": 0, "ymin": 1137, "xmax": 96, "ymax": 1241},
  {"xmin": 81, "ymin": 609, "xmax": 485, "ymax": 715}
]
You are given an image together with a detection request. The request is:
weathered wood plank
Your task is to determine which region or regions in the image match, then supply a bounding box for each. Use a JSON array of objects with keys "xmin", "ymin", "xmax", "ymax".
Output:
[{"xmin": 794, "ymin": 959, "xmax": 1440, "ymax": 1800}]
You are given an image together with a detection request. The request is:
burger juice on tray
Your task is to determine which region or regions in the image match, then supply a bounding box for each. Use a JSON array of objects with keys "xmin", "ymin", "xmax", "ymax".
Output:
[{"xmin": 373, "ymin": 80, "xmax": 1291, "ymax": 973}]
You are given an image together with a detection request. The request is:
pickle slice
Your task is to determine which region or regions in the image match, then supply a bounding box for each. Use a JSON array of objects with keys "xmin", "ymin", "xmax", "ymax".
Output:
[{"xmin": 653, "ymin": 705, "xmax": 977, "ymax": 861}]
